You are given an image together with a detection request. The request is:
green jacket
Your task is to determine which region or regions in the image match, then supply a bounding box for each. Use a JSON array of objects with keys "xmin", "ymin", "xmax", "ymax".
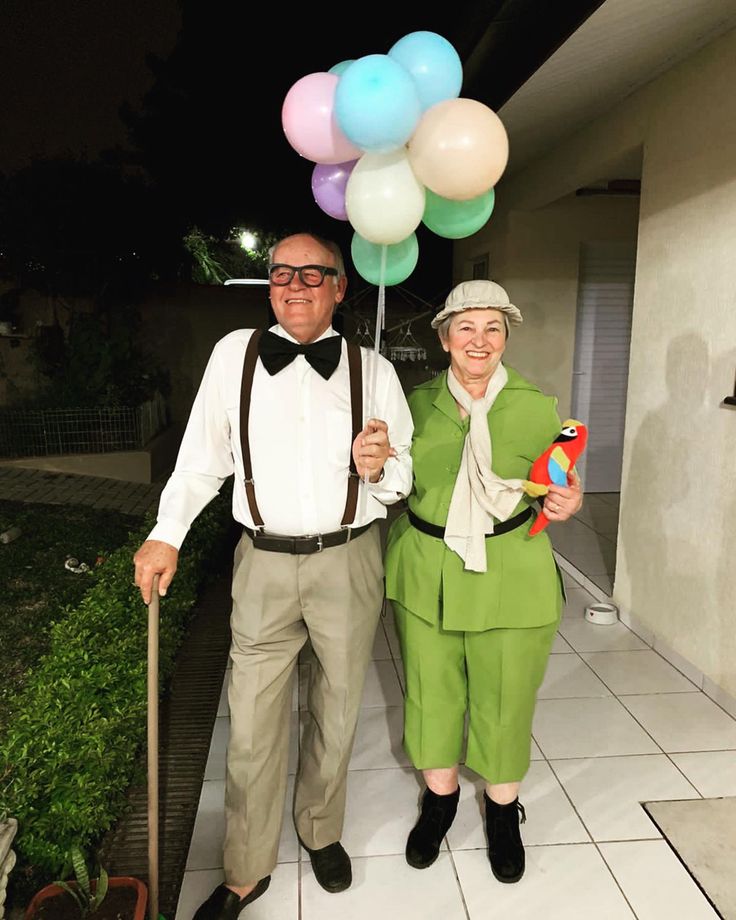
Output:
[{"xmin": 385, "ymin": 367, "xmax": 565, "ymax": 632}]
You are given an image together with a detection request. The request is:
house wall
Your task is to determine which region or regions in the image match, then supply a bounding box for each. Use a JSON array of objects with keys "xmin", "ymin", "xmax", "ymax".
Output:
[{"xmin": 455, "ymin": 28, "xmax": 736, "ymax": 698}]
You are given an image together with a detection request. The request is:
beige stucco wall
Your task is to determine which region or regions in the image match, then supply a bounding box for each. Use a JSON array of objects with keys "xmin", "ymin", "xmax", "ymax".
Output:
[
  {"xmin": 458, "ymin": 195, "xmax": 640, "ymax": 418},
  {"xmin": 456, "ymin": 28, "xmax": 736, "ymax": 696}
]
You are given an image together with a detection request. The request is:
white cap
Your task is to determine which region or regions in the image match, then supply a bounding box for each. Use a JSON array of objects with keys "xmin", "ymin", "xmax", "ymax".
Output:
[{"xmin": 431, "ymin": 280, "xmax": 523, "ymax": 328}]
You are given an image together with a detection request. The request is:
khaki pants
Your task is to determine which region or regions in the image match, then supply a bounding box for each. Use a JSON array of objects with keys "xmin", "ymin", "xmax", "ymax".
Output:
[{"xmin": 223, "ymin": 524, "xmax": 384, "ymax": 885}]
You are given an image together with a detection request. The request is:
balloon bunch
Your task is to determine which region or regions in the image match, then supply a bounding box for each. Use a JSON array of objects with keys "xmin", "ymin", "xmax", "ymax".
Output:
[{"xmin": 281, "ymin": 30, "xmax": 508, "ymax": 288}]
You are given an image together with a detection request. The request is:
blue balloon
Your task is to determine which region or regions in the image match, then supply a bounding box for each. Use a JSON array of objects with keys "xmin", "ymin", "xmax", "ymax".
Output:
[
  {"xmin": 335, "ymin": 54, "xmax": 421, "ymax": 153},
  {"xmin": 388, "ymin": 31, "xmax": 463, "ymax": 111},
  {"xmin": 328, "ymin": 59, "xmax": 354, "ymax": 76}
]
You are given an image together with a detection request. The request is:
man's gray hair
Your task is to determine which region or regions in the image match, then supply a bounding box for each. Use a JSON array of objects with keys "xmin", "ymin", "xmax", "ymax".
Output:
[{"xmin": 269, "ymin": 234, "xmax": 346, "ymax": 279}]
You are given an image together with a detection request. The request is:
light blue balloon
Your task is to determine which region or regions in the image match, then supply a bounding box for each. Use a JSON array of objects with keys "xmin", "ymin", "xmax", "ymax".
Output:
[
  {"xmin": 388, "ymin": 31, "xmax": 463, "ymax": 111},
  {"xmin": 328, "ymin": 59, "xmax": 354, "ymax": 76},
  {"xmin": 335, "ymin": 54, "xmax": 421, "ymax": 153}
]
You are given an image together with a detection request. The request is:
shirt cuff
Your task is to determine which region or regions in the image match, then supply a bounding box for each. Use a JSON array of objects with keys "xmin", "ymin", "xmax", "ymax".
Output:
[
  {"xmin": 366, "ymin": 456, "xmax": 405, "ymax": 504},
  {"xmin": 147, "ymin": 516, "xmax": 190, "ymax": 551}
]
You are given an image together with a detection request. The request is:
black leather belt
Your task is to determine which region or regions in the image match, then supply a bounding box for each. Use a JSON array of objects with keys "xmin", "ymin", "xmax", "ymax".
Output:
[
  {"xmin": 243, "ymin": 522, "xmax": 372, "ymax": 554},
  {"xmin": 407, "ymin": 506, "xmax": 532, "ymax": 540}
]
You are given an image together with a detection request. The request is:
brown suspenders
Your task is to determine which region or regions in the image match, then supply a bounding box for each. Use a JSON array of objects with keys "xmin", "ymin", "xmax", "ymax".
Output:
[
  {"xmin": 341, "ymin": 342, "xmax": 363, "ymax": 527},
  {"xmin": 238, "ymin": 331, "xmax": 363, "ymax": 530},
  {"xmin": 239, "ymin": 330, "xmax": 265, "ymax": 527}
]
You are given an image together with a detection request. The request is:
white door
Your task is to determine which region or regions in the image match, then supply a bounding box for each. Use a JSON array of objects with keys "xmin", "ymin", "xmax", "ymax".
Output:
[{"xmin": 571, "ymin": 241, "xmax": 636, "ymax": 493}]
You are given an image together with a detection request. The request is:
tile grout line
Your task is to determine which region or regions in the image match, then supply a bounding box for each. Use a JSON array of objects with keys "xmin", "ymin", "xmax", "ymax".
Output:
[
  {"xmin": 445, "ymin": 847, "xmax": 472, "ymax": 920},
  {"xmin": 637, "ymin": 806, "xmax": 726, "ymax": 919},
  {"xmin": 590, "ymin": 838, "xmax": 644, "ymax": 919}
]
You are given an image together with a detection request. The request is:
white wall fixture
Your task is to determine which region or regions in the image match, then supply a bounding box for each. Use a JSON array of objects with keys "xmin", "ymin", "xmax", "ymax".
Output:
[
  {"xmin": 585, "ymin": 602, "xmax": 619, "ymax": 626},
  {"xmin": 0, "ymin": 817, "xmax": 18, "ymax": 920}
]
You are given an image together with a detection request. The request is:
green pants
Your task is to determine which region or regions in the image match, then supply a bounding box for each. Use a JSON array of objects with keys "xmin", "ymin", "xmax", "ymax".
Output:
[{"xmin": 393, "ymin": 603, "xmax": 557, "ymax": 784}]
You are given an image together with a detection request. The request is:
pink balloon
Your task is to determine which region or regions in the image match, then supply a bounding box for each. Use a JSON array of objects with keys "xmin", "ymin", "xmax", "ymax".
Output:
[
  {"xmin": 282, "ymin": 72, "xmax": 363, "ymax": 165},
  {"xmin": 311, "ymin": 160, "xmax": 357, "ymax": 221}
]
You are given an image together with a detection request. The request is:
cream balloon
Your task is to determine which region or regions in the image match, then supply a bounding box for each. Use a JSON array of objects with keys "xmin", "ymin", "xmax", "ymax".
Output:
[
  {"xmin": 345, "ymin": 149, "xmax": 426, "ymax": 245},
  {"xmin": 408, "ymin": 98, "xmax": 509, "ymax": 200}
]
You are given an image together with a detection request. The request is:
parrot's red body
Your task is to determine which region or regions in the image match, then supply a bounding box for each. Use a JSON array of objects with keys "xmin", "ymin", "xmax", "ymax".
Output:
[{"xmin": 527, "ymin": 420, "xmax": 588, "ymax": 536}]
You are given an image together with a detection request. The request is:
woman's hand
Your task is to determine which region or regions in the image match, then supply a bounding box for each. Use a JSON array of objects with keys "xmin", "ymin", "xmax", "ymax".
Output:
[{"xmin": 542, "ymin": 470, "xmax": 583, "ymax": 523}]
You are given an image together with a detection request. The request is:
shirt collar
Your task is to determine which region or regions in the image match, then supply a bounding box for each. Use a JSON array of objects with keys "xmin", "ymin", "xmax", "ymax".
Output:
[{"xmin": 270, "ymin": 324, "xmax": 338, "ymax": 345}]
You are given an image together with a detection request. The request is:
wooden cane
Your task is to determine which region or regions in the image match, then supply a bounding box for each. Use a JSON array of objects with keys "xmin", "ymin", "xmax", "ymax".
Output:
[{"xmin": 147, "ymin": 574, "xmax": 160, "ymax": 920}]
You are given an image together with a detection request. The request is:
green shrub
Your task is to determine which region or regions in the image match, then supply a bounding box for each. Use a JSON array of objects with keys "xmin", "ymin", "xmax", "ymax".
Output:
[
  {"xmin": 0, "ymin": 482, "xmax": 233, "ymax": 878},
  {"xmin": 0, "ymin": 501, "xmax": 143, "ymax": 733}
]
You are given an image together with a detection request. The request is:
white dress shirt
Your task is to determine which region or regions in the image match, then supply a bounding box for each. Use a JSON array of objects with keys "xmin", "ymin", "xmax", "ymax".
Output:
[{"xmin": 148, "ymin": 325, "xmax": 414, "ymax": 549}]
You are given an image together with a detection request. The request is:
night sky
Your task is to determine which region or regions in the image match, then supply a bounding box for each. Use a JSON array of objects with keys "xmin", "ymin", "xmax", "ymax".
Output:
[
  {"xmin": 0, "ymin": 0, "xmax": 181, "ymax": 171},
  {"xmin": 2, "ymin": 0, "xmax": 474, "ymax": 299}
]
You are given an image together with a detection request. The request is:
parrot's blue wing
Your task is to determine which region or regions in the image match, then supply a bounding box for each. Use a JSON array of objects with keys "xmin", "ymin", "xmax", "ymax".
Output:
[{"xmin": 547, "ymin": 454, "xmax": 568, "ymax": 486}]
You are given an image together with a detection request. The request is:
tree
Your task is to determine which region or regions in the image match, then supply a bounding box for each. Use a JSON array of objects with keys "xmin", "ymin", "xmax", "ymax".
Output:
[{"xmin": 0, "ymin": 157, "xmax": 171, "ymax": 407}]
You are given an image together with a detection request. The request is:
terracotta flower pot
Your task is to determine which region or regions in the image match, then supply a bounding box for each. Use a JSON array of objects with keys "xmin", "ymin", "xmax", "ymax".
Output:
[{"xmin": 25, "ymin": 876, "xmax": 147, "ymax": 920}]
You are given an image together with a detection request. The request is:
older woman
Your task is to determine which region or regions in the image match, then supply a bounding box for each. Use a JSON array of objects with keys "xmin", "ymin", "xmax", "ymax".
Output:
[{"xmin": 385, "ymin": 279, "xmax": 582, "ymax": 884}]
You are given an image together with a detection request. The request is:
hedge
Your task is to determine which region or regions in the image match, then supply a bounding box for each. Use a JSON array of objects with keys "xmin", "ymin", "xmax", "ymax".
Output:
[{"xmin": 0, "ymin": 481, "xmax": 233, "ymax": 877}]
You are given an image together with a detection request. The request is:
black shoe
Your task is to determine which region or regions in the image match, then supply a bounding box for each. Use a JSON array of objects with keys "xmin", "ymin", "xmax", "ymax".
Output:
[
  {"xmin": 406, "ymin": 786, "xmax": 460, "ymax": 869},
  {"xmin": 301, "ymin": 840, "xmax": 352, "ymax": 892},
  {"xmin": 192, "ymin": 877, "xmax": 271, "ymax": 919},
  {"xmin": 484, "ymin": 792, "xmax": 526, "ymax": 883}
]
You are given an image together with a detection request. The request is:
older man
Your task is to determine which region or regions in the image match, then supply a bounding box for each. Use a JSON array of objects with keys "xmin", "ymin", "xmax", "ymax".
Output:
[{"xmin": 134, "ymin": 233, "xmax": 413, "ymax": 918}]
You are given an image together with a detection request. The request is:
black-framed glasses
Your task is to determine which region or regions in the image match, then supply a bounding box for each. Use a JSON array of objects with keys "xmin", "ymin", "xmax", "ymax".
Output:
[{"xmin": 268, "ymin": 263, "xmax": 338, "ymax": 287}]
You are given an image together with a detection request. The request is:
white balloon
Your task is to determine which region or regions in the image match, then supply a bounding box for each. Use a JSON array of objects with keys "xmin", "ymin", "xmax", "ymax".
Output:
[{"xmin": 345, "ymin": 149, "xmax": 426, "ymax": 245}]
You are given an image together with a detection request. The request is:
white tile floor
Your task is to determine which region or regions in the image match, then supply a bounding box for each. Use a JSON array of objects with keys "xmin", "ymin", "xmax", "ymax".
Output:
[{"xmin": 176, "ymin": 567, "xmax": 731, "ymax": 920}]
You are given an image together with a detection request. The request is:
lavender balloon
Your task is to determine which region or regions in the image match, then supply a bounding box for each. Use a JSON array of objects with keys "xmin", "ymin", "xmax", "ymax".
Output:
[{"xmin": 311, "ymin": 159, "xmax": 357, "ymax": 221}]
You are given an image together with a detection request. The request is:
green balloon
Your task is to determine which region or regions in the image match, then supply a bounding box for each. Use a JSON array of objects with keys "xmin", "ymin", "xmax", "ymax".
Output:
[
  {"xmin": 351, "ymin": 232, "xmax": 419, "ymax": 286},
  {"xmin": 422, "ymin": 187, "xmax": 495, "ymax": 239},
  {"xmin": 328, "ymin": 59, "xmax": 354, "ymax": 76}
]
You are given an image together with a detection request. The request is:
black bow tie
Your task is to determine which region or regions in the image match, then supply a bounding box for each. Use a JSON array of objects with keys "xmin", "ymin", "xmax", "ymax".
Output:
[{"xmin": 258, "ymin": 330, "xmax": 343, "ymax": 380}]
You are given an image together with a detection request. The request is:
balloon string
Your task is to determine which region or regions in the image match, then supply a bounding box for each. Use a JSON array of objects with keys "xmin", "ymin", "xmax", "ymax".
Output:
[
  {"xmin": 368, "ymin": 245, "xmax": 387, "ymax": 419},
  {"xmin": 359, "ymin": 245, "xmax": 388, "ymax": 517}
]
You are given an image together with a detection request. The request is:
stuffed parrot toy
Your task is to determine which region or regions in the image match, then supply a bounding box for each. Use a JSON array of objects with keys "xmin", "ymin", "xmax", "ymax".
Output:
[{"xmin": 522, "ymin": 419, "xmax": 588, "ymax": 535}]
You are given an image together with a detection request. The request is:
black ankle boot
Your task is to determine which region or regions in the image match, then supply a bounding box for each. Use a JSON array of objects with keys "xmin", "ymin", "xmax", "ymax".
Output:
[
  {"xmin": 484, "ymin": 793, "xmax": 527, "ymax": 883},
  {"xmin": 406, "ymin": 786, "xmax": 460, "ymax": 869}
]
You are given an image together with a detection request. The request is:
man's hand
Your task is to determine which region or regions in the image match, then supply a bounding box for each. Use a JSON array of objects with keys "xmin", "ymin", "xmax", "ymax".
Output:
[
  {"xmin": 352, "ymin": 418, "xmax": 396, "ymax": 483},
  {"xmin": 542, "ymin": 470, "xmax": 583, "ymax": 523},
  {"xmin": 133, "ymin": 539, "xmax": 179, "ymax": 604}
]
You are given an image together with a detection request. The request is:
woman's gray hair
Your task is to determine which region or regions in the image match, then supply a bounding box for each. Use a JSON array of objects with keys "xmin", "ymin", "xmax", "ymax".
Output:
[{"xmin": 436, "ymin": 310, "xmax": 510, "ymax": 343}]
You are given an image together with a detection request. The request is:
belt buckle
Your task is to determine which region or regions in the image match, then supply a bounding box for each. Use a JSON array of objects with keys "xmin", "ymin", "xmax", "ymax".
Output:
[{"xmin": 316, "ymin": 533, "xmax": 323, "ymax": 552}]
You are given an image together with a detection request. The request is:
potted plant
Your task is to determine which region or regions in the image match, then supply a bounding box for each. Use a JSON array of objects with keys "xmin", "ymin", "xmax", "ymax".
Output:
[{"xmin": 24, "ymin": 846, "xmax": 147, "ymax": 920}]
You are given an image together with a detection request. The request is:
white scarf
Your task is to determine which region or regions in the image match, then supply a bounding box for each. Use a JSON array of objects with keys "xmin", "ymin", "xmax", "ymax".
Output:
[{"xmin": 444, "ymin": 364, "xmax": 527, "ymax": 572}]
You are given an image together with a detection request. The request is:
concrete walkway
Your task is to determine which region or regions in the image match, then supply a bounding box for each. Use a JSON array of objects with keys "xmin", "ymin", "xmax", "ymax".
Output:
[{"xmin": 0, "ymin": 467, "xmax": 163, "ymax": 515}]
